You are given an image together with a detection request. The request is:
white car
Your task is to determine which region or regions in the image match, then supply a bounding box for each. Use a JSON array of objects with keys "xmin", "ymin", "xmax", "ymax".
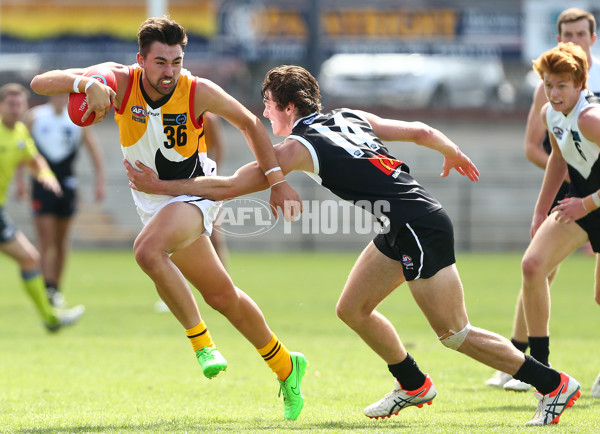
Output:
[{"xmin": 318, "ymin": 53, "xmax": 513, "ymax": 109}]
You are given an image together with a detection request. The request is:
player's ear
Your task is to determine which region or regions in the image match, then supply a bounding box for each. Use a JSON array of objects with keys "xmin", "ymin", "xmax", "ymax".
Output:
[{"xmin": 136, "ymin": 52, "xmax": 144, "ymax": 67}]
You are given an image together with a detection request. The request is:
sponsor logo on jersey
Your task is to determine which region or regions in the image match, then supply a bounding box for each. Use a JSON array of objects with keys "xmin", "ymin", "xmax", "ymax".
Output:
[
  {"xmin": 163, "ymin": 113, "xmax": 187, "ymax": 125},
  {"xmin": 401, "ymin": 254, "xmax": 414, "ymax": 269},
  {"xmin": 368, "ymin": 154, "xmax": 404, "ymax": 176},
  {"xmin": 552, "ymin": 126, "xmax": 564, "ymax": 140}
]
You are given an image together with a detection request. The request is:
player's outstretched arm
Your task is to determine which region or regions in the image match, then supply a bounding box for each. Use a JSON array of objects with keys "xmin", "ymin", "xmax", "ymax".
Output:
[
  {"xmin": 125, "ymin": 158, "xmax": 269, "ymax": 201},
  {"xmin": 125, "ymin": 138, "xmax": 311, "ymax": 205},
  {"xmin": 357, "ymin": 110, "xmax": 480, "ymax": 181}
]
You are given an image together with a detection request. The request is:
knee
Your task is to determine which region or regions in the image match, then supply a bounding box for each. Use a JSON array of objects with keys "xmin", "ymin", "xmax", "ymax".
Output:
[
  {"xmin": 521, "ymin": 254, "xmax": 544, "ymax": 282},
  {"xmin": 133, "ymin": 236, "xmax": 163, "ymax": 272},
  {"xmin": 335, "ymin": 299, "xmax": 364, "ymax": 327},
  {"xmin": 335, "ymin": 301, "xmax": 350, "ymax": 323},
  {"xmin": 438, "ymin": 323, "xmax": 471, "ymax": 351},
  {"xmin": 19, "ymin": 249, "xmax": 40, "ymax": 271}
]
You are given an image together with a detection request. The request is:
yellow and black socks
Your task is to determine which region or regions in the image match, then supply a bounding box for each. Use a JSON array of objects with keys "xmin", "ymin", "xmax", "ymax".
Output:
[
  {"xmin": 22, "ymin": 269, "xmax": 55, "ymax": 324},
  {"xmin": 257, "ymin": 334, "xmax": 292, "ymax": 381},
  {"xmin": 186, "ymin": 321, "xmax": 215, "ymax": 352}
]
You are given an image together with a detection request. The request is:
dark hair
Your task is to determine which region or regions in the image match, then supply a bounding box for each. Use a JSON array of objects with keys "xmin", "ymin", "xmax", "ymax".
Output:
[
  {"xmin": 137, "ymin": 17, "xmax": 188, "ymax": 58},
  {"xmin": 533, "ymin": 42, "xmax": 588, "ymax": 89},
  {"xmin": 0, "ymin": 83, "xmax": 29, "ymax": 102},
  {"xmin": 557, "ymin": 8, "xmax": 596, "ymax": 36},
  {"xmin": 261, "ymin": 65, "xmax": 322, "ymax": 116}
]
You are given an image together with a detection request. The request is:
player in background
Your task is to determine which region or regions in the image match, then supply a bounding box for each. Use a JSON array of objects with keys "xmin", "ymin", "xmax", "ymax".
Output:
[
  {"xmin": 30, "ymin": 17, "xmax": 306, "ymax": 421},
  {"xmin": 0, "ymin": 83, "xmax": 84, "ymax": 331},
  {"xmin": 520, "ymin": 41, "xmax": 600, "ymax": 402},
  {"xmin": 485, "ymin": 7, "xmax": 600, "ymax": 395},
  {"xmin": 125, "ymin": 65, "xmax": 581, "ymax": 426},
  {"xmin": 16, "ymin": 94, "xmax": 105, "ymax": 310}
]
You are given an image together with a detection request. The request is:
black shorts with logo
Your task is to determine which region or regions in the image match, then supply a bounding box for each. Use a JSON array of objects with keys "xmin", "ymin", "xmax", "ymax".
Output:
[
  {"xmin": 0, "ymin": 207, "xmax": 18, "ymax": 243},
  {"xmin": 32, "ymin": 177, "xmax": 77, "ymax": 217},
  {"xmin": 373, "ymin": 208, "xmax": 456, "ymax": 281}
]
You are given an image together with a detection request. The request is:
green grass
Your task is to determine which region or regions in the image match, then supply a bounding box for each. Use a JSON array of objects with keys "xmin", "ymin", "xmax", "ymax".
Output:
[{"xmin": 0, "ymin": 250, "xmax": 599, "ymax": 433}]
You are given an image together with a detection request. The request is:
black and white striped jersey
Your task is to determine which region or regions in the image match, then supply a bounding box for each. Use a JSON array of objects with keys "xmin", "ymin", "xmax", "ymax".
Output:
[{"xmin": 289, "ymin": 108, "xmax": 442, "ymax": 225}]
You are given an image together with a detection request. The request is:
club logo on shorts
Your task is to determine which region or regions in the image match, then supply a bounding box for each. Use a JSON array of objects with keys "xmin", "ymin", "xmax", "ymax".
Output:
[
  {"xmin": 402, "ymin": 254, "xmax": 414, "ymax": 269},
  {"xmin": 552, "ymin": 126, "xmax": 564, "ymax": 140}
]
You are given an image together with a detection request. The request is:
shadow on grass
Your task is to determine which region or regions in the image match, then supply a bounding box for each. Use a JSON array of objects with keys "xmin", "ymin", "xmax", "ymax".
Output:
[{"xmin": 14, "ymin": 418, "xmax": 410, "ymax": 433}]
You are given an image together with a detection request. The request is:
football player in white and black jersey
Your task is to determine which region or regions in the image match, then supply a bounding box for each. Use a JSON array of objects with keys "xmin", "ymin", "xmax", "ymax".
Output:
[
  {"xmin": 21, "ymin": 94, "xmax": 105, "ymax": 310},
  {"xmin": 516, "ymin": 42, "xmax": 600, "ymax": 401},
  {"xmin": 487, "ymin": 7, "xmax": 600, "ymax": 393},
  {"xmin": 125, "ymin": 65, "xmax": 581, "ymax": 426}
]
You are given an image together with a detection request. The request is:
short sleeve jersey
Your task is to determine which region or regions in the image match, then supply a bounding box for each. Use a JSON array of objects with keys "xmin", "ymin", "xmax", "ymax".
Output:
[
  {"xmin": 0, "ymin": 119, "xmax": 38, "ymax": 205},
  {"xmin": 115, "ymin": 65, "xmax": 215, "ymax": 214},
  {"xmin": 546, "ymin": 90, "xmax": 600, "ymax": 198},
  {"xmin": 29, "ymin": 103, "xmax": 83, "ymax": 179},
  {"xmin": 289, "ymin": 109, "xmax": 442, "ymax": 226}
]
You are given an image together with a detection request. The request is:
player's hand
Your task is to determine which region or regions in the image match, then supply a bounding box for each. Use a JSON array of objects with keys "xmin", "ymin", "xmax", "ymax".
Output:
[
  {"xmin": 551, "ymin": 197, "xmax": 587, "ymax": 224},
  {"xmin": 37, "ymin": 172, "xmax": 62, "ymax": 197},
  {"xmin": 441, "ymin": 148, "xmax": 480, "ymax": 181},
  {"xmin": 95, "ymin": 181, "xmax": 106, "ymax": 202},
  {"xmin": 82, "ymin": 80, "xmax": 116, "ymax": 125},
  {"xmin": 269, "ymin": 181, "xmax": 302, "ymax": 221},
  {"xmin": 530, "ymin": 212, "xmax": 547, "ymax": 238},
  {"xmin": 124, "ymin": 159, "xmax": 162, "ymax": 194}
]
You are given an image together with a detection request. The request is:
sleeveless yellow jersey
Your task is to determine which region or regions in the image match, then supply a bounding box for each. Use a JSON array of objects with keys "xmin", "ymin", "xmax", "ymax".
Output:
[
  {"xmin": 115, "ymin": 65, "xmax": 216, "ymax": 214},
  {"xmin": 0, "ymin": 119, "xmax": 38, "ymax": 205}
]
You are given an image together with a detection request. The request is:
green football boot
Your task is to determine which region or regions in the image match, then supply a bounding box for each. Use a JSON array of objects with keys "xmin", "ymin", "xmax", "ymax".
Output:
[
  {"xmin": 196, "ymin": 347, "xmax": 227, "ymax": 379},
  {"xmin": 278, "ymin": 352, "xmax": 308, "ymax": 420}
]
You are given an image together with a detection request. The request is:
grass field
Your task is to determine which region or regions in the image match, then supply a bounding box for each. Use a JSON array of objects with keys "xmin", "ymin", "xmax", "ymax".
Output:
[{"xmin": 0, "ymin": 250, "xmax": 598, "ymax": 433}]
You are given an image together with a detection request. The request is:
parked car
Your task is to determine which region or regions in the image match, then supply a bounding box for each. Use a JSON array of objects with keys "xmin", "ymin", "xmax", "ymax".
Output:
[{"xmin": 318, "ymin": 53, "xmax": 514, "ymax": 109}]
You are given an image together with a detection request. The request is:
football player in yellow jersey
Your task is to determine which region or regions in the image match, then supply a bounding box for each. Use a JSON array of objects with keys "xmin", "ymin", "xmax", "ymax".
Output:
[
  {"xmin": 0, "ymin": 83, "xmax": 84, "ymax": 331},
  {"xmin": 30, "ymin": 17, "xmax": 306, "ymax": 420}
]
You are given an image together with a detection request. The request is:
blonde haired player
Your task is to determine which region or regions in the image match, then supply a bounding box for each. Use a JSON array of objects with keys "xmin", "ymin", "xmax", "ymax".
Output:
[{"xmin": 486, "ymin": 7, "xmax": 600, "ymax": 394}]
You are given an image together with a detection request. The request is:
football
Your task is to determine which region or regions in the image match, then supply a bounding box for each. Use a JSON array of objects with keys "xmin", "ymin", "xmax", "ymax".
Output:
[{"xmin": 68, "ymin": 66, "xmax": 117, "ymax": 127}]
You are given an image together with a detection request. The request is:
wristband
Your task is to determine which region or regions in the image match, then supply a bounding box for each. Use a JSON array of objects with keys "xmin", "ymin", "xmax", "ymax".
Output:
[
  {"xmin": 84, "ymin": 79, "xmax": 96, "ymax": 92},
  {"xmin": 73, "ymin": 76, "xmax": 83, "ymax": 93},
  {"xmin": 593, "ymin": 191, "xmax": 600, "ymax": 208},
  {"xmin": 582, "ymin": 198, "xmax": 589, "ymax": 213},
  {"xmin": 265, "ymin": 166, "xmax": 284, "ymax": 186},
  {"xmin": 582, "ymin": 194, "xmax": 597, "ymax": 213},
  {"xmin": 271, "ymin": 180, "xmax": 286, "ymax": 187},
  {"xmin": 264, "ymin": 166, "xmax": 281, "ymax": 176}
]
